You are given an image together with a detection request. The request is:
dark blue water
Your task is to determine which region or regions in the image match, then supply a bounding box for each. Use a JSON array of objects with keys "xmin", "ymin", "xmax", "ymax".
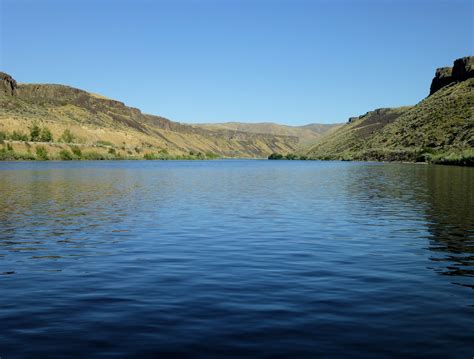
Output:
[{"xmin": 0, "ymin": 160, "xmax": 473, "ymax": 358}]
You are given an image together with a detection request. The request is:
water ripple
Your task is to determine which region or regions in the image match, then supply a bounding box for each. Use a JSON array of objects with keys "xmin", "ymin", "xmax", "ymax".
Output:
[{"xmin": 0, "ymin": 160, "xmax": 473, "ymax": 358}]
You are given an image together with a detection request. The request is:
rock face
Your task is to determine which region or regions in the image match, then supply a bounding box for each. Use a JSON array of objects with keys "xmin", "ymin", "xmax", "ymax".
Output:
[
  {"xmin": 0, "ymin": 72, "xmax": 300, "ymax": 157},
  {"xmin": 429, "ymin": 56, "xmax": 474, "ymax": 95},
  {"xmin": 0, "ymin": 72, "xmax": 17, "ymax": 96},
  {"xmin": 429, "ymin": 67, "xmax": 453, "ymax": 96},
  {"xmin": 452, "ymin": 56, "xmax": 474, "ymax": 81}
]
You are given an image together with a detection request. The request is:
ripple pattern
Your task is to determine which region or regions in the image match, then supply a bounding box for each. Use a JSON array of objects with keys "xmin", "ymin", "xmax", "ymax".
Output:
[{"xmin": 0, "ymin": 160, "xmax": 473, "ymax": 358}]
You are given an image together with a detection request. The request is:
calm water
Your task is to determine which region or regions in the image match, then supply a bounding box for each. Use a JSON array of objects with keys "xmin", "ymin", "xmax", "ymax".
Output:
[{"xmin": 0, "ymin": 160, "xmax": 473, "ymax": 358}]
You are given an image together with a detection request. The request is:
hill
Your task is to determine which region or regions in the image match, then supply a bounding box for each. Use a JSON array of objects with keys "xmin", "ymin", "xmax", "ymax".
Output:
[
  {"xmin": 194, "ymin": 122, "xmax": 341, "ymax": 148},
  {"xmin": 306, "ymin": 56, "xmax": 474, "ymax": 165},
  {"xmin": 0, "ymin": 73, "xmax": 301, "ymax": 159}
]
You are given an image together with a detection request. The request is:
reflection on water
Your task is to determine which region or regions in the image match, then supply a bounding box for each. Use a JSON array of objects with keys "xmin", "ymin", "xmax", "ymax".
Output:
[
  {"xmin": 423, "ymin": 166, "xmax": 474, "ymax": 287},
  {"xmin": 340, "ymin": 164, "xmax": 474, "ymax": 289},
  {"xmin": 0, "ymin": 160, "xmax": 473, "ymax": 358}
]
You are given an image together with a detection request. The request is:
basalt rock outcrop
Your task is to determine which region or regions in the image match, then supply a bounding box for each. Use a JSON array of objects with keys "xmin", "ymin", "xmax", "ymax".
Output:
[
  {"xmin": 307, "ymin": 56, "xmax": 473, "ymax": 164},
  {"xmin": 429, "ymin": 56, "xmax": 474, "ymax": 95},
  {"xmin": 346, "ymin": 108, "xmax": 410, "ymax": 129},
  {"xmin": 0, "ymin": 71, "xmax": 300, "ymax": 157},
  {"xmin": 0, "ymin": 72, "xmax": 17, "ymax": 96}
]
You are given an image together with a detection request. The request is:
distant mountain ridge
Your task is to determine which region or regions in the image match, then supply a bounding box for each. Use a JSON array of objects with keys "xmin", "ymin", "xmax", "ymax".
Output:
[
  {"xmin": 194, "ymin": 122, "xmax": 341, "ymax": 148},
  {"xmin": 1, "ymin": 56, "xmax": 472, "ymax": 163}
]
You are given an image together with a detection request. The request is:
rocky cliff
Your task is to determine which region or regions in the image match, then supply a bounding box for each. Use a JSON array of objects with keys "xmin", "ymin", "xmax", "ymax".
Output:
[
  {"xmin": 0, "ymin": 72, "xmax": 17, "ymax": 96},
  {"xmin": 0, "ymin": 72, "xmax": 300, "ymax": 158},
  {"xmin": 307, "ymin": 56, "xmax": 473, "ymax": 164},
  {"xmin": 429, "ymin": 56, "xmax": 474, "ymax": 95}
]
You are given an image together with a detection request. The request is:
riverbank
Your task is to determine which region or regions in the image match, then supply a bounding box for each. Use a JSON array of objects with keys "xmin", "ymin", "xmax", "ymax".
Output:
[
  {"xmin": 267, "ymin": 149, "xmax": 474, "ymax": 167},
  {"xmin": 0, "ymin": 140, "xmax": 220, "ymax": 161}
]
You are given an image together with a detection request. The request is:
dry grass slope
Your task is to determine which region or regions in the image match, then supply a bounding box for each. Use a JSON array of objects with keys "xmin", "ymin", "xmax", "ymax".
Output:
[
  {"xmin": 306, "ymin": 78, "xmax": 473, "ymax": 163},
  {"xmin": 0, "ymin": 80, "xmax": 300, "ymax": 158},
  {"xmin": 195, "ymin": 122, "xmax": 341, "ymax": 148}
]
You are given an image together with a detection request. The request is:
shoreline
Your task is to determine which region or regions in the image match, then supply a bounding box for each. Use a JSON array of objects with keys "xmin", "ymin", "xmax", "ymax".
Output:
[
  {"xmin": 1, "ymin": 141, "xmax": 472, "ymax": 166},
  {"xmin": 0, "ymin": 157, "xmax": 472, "ymax": 167}
]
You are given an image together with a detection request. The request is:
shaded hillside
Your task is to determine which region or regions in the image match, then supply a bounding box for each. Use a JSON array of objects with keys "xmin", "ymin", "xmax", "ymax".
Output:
[
  {"xmin": 305, "ymin": 107, "xmax": 413, "ymax": 159},
  {"xmin": 0, "ymin": 74, "xmax": 299, "ymax": 158},
  {"xmin": 195, "ymin": 122, "xmax": 341, "ymax": 148},
  {"xmin": 307, "ymin": 56, "xmax": 473, "ymax": 164}
]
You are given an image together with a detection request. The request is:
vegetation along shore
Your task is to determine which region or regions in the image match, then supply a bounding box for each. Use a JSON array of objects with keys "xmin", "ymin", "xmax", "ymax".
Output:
[{"xmin": 1, "ymin": 56, "xmax": 472, "ymax": 165}]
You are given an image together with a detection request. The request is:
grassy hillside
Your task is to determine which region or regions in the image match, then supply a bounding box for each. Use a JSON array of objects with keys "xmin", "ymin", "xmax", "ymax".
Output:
[
  {"xmin": 3, "ymin": 55, "xmax": 471, "ymax": 163},
  {"xmin": 195, "ymin": 121, "xmax": 341, "ymax": 148},
  {"xmin": 306, "ymin": 78, "xmax": 473, "ymax": 164},
  {"xmin": 305, "ymin": 107, "xmax": 413, "ymax": 159},
  {"xmin": 0, "ymin": 78, "xmax": 300, "ymax": 158}
]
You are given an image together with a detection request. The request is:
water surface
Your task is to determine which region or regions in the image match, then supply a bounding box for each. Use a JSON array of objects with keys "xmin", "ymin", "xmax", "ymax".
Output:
[{"xmin": 0, "ymin": 160, "xmax": 473, "ymax": 358}]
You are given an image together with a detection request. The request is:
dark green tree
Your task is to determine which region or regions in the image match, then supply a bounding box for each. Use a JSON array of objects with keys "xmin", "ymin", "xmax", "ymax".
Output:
[
  {"xmin": 30, "ymin": 122, "xmax": 41, "ymax": 142},
  {"xmin": 40, "ymin": 127, "xmax": 53, "ymax": 142},
  {"xmin": 60, "ymin": 129, "xmax": 75, "ymax": 143},
  {"xmin": 268, "ymin": 153, "xmax": 284, "ymax": 160},
  {"xmin": 35, "ymin": 146, "xmax": 48, "ymax": 160},
  {"xmin": 11, "ymin": 131, "xmax": 28, "ymax": 141},
  {"xmin": 59, "ymin": 149, "xmax": 73, "ymax": 160},
  {"xmin": 70, "ymin": 146, "xmax": 82, "ymax": 158}
]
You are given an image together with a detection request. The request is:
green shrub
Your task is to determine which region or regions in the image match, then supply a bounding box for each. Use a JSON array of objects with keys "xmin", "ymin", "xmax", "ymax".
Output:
[
  {"xmin": 70, "ymin": 146, "xmax": 82, "ymax": 158},
  {"xmin": 39, "ymin": 127, "xmax": 53, "ymax": 142},
  {"xmin": 30, "ymin": 122, "xmax": 41, "ymax": 142},
  {"xmin": 144, "ymin": 152, "xmax": 174, "ymax": 160},
  {"xmin": 0, "ymin": 148, "xmax": 35, "ymax": 161},
  {"xmin": 60, "ymin": 129, "xmax": 75, "ymax": 143},
  {"xmin": 0, "ymin": 148, "xmax": 14, "ymax": 160},
  {"xmin": 144, "ymin": 153, "xmax": 160, "ymax": 160},
  {"xmin": 0, "ymin": 131, "xmax": 6, "ymax": 143},
  {"xmin": 17, "ymin": 152, "xmax": 36, "ymax": 160},
  {"xmin": 205, "ymin": 152, "xmax": 219, "ymax": 159},
  {"xmin": 59, "ymin": 149, "xmax": 74, "ymax": 160},
  {"xmin": 10, "ymin": 131, "xmax": 28, "ymax": 141},
  {"xmin": 143, "ymin": 151, "xmax": 218, "ymax": 160},
  {"xmin": 416, "ymin": 152, "xmax": 431, "ymax": 163},
  {"xmin": 428, "ymin": 150, "xmax": 474, "ymax": 166},
  {"xmin": 83, "ymin": 151, "xmax": 106, "ymax": 160},
  {"xmin": 35, "ymin": 146, "xmax": 49, "ymax": 160},
  {"xmin": 268, "ymin": 153, "xmax": 284, "ymax": 160}
]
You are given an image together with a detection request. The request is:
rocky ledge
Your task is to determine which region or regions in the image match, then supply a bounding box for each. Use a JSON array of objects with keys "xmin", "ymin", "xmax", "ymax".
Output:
[
  {"xmin": 429, "ymin": 56, "xmax": 473, "ymax": 95},
  {"xmin": 0, "ymin": 72, "xmax": 17, "ymax": 96}
]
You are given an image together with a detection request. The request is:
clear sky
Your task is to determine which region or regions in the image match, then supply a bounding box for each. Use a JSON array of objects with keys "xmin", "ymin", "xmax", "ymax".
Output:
[{"xmin": 0, "ymin": 0, "xmax": 472, "ymax": 125}]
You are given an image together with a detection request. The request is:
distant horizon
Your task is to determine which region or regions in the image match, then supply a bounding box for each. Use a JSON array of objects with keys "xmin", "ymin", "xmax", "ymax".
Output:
[
  {"xmin": 186, "ymin": 120, "xmax": 344, "ymax": 126},
  {"xmin": 1, "ymin": 0, "xmax": 472, "ymax": 125}
]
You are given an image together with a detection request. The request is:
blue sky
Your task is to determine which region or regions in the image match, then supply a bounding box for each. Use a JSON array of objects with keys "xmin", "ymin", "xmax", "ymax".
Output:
[{"xmin": 1, "ymin": 0, "xmax": 472, "ymax": 125}]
